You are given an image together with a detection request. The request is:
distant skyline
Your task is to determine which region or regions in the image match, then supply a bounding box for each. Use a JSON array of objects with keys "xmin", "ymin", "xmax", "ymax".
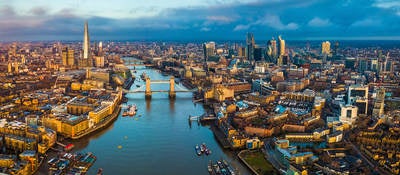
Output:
[{"xmin": 1, "ymin": 0, "xmax": 400, "ymax": 41}]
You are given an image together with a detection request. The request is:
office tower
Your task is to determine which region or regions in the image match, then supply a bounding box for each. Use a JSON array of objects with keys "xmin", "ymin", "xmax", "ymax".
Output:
[
  {"xmin": 339, "ymin": 105, "xmax": 358, "ymax": 126},
  {"xmin": 278, "ymin": 35, "xmax": 285, "ymax": 56},
  {"xmin": 267, "ymin": 38, "xmax": 277, "ymax": 62},
  {"xmin": 345, "ymin": 57, "xmax": 356, "ymax": 69},
  {"xmin": 95, "ymin": 56, "xmax": 105, "ymax": 68},
  {"xmin": 80, "ymin": 21, "xmax": 92, "ymax": 67},
  {"xmin": 347, "ymin": 85, "xmax": 368, "ymax": 115},
  {"xmin": 7, "ymin": 62, "xmax": 12, "ymax": 73},
  {"xmin": 83, "ymin": 21, "xmax": 90, "ymax": 60},
  {"xmin": 370, "ymin": 58, "xmax": 379, "ymax": 72},
  {"xmin": 14, "ymin": 62, "xmax": 18, "ymax": 73},
  {"xmin": 372, "ymin": 87, "xmax": 385, "ymax": 117},
  {"xmin": 21, "ymin": 55, "xmax": 26, "ymax": 65},
  {"xmin": 246, "ymin": 33, "xmax": 255, "ymax": 61},
  {"xmin": 321, "ymin": 41, "xmax": 331, "ymax": 55},
  {"xmin": 86, "ymin": 68, "xmax": 91, "ymax": 79},
  {"xmin": 358, "ymin": 58, "xmax": 368, "ymax": 73},
  {"xmin": 168, "ymin": 46, "xmax": 174, "ymax": 55},
  {"xmin": 237, "ymin": 46, "xmax": 245, "ymax": 57},
  {"xmin": 203, "ymin": 42, "xmax": 215, "ymax": 62},
  {"xmin": 277, "ymin": 36, "xmax": 285, "ymax": 66},
  {"xmin": 254, "ymin": 45, "xmax": 263, "ymax": 62},
  {"xmin": 333, "ymin": 41, "xmax": 339, "ymax": 55},
  {"xmin": 282, "ymin": 55, "xmax": 289, "ymax": 65},
  {"xmin": 62, "ymin": 47, "xmax": 75, "ymax": 66},
  {"xmin": 98, "ymin": 41, "xmax": 103, "ymax": 56},
  {"xmin": 385, "ymin": 60, "xmax": 394, "ymax": 72}
]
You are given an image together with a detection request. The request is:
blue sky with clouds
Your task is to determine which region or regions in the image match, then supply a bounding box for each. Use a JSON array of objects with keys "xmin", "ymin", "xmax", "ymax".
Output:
[{"xmin": 0, "ymin": 0, "xmax": 400, "ymax": 41}]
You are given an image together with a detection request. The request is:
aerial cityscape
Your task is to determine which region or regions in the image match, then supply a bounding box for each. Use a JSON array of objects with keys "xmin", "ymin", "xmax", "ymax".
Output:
[{"xmin": 0, "ymin": 0, "xmax": 400, "ymax": 175}]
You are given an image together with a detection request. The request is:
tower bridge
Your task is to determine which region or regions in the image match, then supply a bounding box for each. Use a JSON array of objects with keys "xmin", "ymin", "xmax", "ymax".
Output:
[
  {"xmin": 123, "ymin": 76, "xmax": 196, "ymax": 99},
  {"xmin": 123, "ymin": 59, "xmax": 153, "ymax": 67}
]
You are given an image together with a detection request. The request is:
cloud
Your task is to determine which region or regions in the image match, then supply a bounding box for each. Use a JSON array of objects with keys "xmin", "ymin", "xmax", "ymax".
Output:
[
  {"xmin": 308, "ymin": 17, "xmax": 332, "ymax": 27},
  {"xmin": 373, "ymin": 0, "xmax": 400, "ymax": 16},
  {"xmin": 233, "ymin": 24, "xmax": 250, "ymax": 31},
  {"xmin": 256, "ymin": 14, "xmax": 299, "ymax": 30},
  {"xmin": 0, "ymin": 5, "xmax": 16, "ymax": 16},
  {"xmin": 0, "ymin": 0, "xmax": 400, "ymax": 41},
  {"xmin": 30, "ymin": 7, "xmax": 47, "ymax": 16},
  {"xmin": 206, "ymin": 16, "xmax": 233, "ymax": 22},
  {"xmin": 351, "ymin": 18, "xmax": 380, "ymax": 27},
  {"xmin": 200, "ymin": 27, "xmax": 211, "ymax": 31},
  {"xmin": 373, "ymin": 0, "xmax": 400, "ymax": 8}
]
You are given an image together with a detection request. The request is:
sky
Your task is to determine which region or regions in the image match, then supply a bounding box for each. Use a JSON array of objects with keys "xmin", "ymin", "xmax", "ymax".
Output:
[{"xmin": 0, "ymin": 0, "xmax": 400, "ymax": 41}]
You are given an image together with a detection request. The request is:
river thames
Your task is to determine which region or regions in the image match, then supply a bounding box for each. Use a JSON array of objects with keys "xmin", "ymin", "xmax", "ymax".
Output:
[{"xmin": 68, "ymin": 58, "xmax": 252, "ymax": 175}]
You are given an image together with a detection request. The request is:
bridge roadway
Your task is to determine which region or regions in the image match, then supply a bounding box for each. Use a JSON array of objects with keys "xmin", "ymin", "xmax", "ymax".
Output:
[
  {"xmin": 125, "ymin": 64, "xmax": 154, "ymax": 66},
  {"xmin": 150, "ymin": 80, "xmax": 170, "ymax": 83},
  {"xmin": 124, "ymin": 89, "xmax": 196, "ymax": 93}
]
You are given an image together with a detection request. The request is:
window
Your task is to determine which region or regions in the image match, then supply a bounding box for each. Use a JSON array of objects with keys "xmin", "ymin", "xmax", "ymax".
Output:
[{"xmin": 346, "ymin": 110, "xmax": 352, "ymax": 118}]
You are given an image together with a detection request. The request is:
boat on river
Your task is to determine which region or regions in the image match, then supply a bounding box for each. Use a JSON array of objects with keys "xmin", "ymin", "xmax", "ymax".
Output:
[
  {"xmin": 202, "ymin": 143, "xmax": 211, "ymax": 155},
  {"xmin": 200, "ymin": 143, "xmax": 211, "ymax": 156},
  {"xmin": 195, "ymin": 145, "xmax": 202, "ymax": 156},
  {"xmin": 188, "ymin": 115, "xmax": 199, "ymax": 121},
  {"xmin": 128, "ymin": 105, "xmax": 137, "ymax": 116},
  {"xmin": 122, "ymin": 105, "xmax": 131, "ymax": 116}
]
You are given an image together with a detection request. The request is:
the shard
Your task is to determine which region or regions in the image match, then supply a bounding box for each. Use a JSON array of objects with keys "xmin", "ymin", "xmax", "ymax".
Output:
[{"xmin": 83, "ymin": 21, "xmax": 90, "ymax": 60}]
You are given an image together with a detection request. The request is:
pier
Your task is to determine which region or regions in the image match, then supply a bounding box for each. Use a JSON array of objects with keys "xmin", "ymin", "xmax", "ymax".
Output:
[{"xmin": 210, "ymin": 124, "xmax": 231, "ymax": 149}]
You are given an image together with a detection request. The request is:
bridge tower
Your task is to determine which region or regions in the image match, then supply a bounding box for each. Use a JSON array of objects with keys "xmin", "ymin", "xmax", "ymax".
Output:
[
  {"xmin": 145, "ymin": 77, "xmax": 152, "ymax": 99},
  {"xmin": 169, "ymin": 76, "xmax": 176, "ymax": 99}
]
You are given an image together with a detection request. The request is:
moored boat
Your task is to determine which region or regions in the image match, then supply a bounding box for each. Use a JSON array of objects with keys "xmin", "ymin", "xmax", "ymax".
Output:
[
  {"xmin": 122, "ymin": 105, "xmax": 131, "ymax": 116},
  {"xmin": 208, "ymin": 161, "xmax": 214, "ymax": 174},
  {"xmin": 128, "ymin": 105, "xmax": 137, "ymax": 116},
  {"xmin": 195, "ymin": 145, "xmax": 202, "ymax": 156},
  {"xmin": 223, "ymin": 160, "xmax": 236, "ymax": 175},
  {"xmin": 97, "ymin": 168, "xmax": 103, "ymax": 175}
]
